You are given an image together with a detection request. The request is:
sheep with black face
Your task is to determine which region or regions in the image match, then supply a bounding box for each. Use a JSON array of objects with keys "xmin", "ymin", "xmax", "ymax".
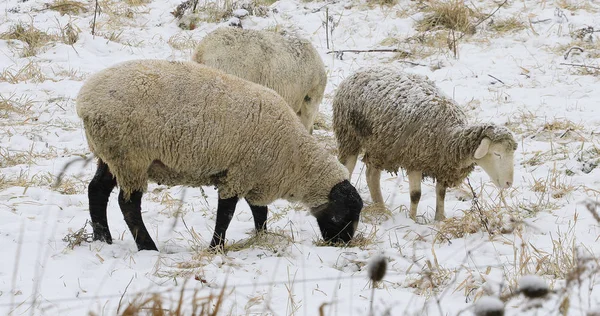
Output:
[{"xmin": 76, "ymin": 59, "xmax": 362, "ymax": 251}]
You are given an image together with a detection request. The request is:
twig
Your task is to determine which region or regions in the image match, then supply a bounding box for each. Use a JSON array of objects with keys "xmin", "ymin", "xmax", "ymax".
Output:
[
  {"xmin": 560, "ymin": 63, "xmax": 600, "ymax": 71},
  {"xmin": 564, "ymin": 46, "xmax": 584, "ymax": 60},
  {"xmin": 488, "ymin": 74, "xmax": 504, "ymax": 84},
  {"xmin": 117, "ymin": 276, "xmax": 136, "ymax": 314},
  {"xmin": 325, "ymin": 8, "xmax": 329, "ymax": 50},
  {"xmin": 466, "ymin": 178, "xmax": 492, "ymax": 235},
  {"xmin": 92, "ymin": 0, "xmax": 99, "ymax": 36},
  {"xmin": 530, "ymin": 18, "xmax": 551, "ymax": 24},
  {"xmin": 328, "ymin": 48, "xmax": 412, "ymax": 60},
  {"xmin": 327, "ymin": 48, "xmax": 411, "ymax": 54}
]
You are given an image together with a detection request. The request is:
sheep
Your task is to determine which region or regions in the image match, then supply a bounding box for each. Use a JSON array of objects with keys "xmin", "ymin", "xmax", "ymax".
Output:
[
  {"xmin": 76, "ymin": 59, "xmax": 362, "ymax": 251},
  {"xmin": 192, "ymin": 27, "xmax": 327, "ymax": 134},
  {"xmin": 332, "ymin": 66, "xmax": 516, "ymax": 221}
]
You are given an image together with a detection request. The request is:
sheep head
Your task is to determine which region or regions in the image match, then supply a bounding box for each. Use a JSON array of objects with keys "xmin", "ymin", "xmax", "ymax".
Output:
[
  {"xmin": 474, "ymin": 137, "xmax": 516, "ymax": 189},
  {"xmin": 311, "ymin": 180, "xmax": 362, "ymax": 244}
]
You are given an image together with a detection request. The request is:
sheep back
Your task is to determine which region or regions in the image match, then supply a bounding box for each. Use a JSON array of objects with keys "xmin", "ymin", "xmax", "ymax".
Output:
[
  {"xmin": 192, "ymin": 27, "xmax": 327, "ymax": 130},
  {"xmin": 76, "ymin": 59, "xmax": 346, "ymax": 206}
]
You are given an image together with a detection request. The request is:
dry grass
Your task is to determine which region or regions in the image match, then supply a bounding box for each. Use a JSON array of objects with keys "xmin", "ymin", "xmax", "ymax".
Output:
[
  {"xmin": 226, "ymin": 229, "xmax": 293, "ymax": 253},
  {"xmin": 58, "ymin": 22, "xmax": 80, "ymax": 45},
  {"xmin": 0, "ymin": 93, "xmax": 34, "ymax": 119},
  {"xmin": 389, "ymin": 30, "xmax": 449, "ymax": 60},
  {"xmin": 62, "ymin": 220, "xmax": 93, "ymax": 250},
  {"xmin": 1, "ymin": 22, "xmax": 56, "ymax": 57},
  {"xmin": 366, "ymin": 0, "xmax": 398, "ymax": 7},
  {"xmin": 168, "ymin": 33, "xmax": 200, "ymax": 51},
  {"xmin": 361, "ymin": 203, "xmax": 393, "ymax": 225},
  {"xmin": 489, "ymin": 17, "xmax": 526, "ymax": 34},
  {"xmin": 0, "ymin": 61, "xmax": 47, "ymax": 84},
  {"xmin": 416, "ymin": 0, "xmax": 478, "ymax": 35},
  {"xmin": 556, "ymin": 0, "xmax": 599, "ymax": 12},
  {"xmin": 124, "ymin": 0, "xmax": 151, "ymax": 6},
  {"xmin": 116, "ymin": 282, "xmax": 227, "ymax": 316},
  {"xmin": 45, "ymin": 0, "xmax": 88, "ymax": 15},
  {"xmin": 528, "ymin": 165, "xmax": 576, "ymax": 200}
]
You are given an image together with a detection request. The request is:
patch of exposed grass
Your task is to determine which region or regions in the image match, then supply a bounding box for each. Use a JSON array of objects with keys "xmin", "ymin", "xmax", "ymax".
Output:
[
  {"xmin": 124, "ymin": 0, "xmax": 151, "ymax": 6},
  {"xmin": 361, "ymin": 203, "xmax": 393, "ymax": 225},
  {"xmin": 556, "ymin": 0, "xmax": 599, "ymax": 12},
  {"xmin": 489, "ymin": 17, "xmax": 526, "ymax": 33},
  {"xmin": 168, "ymin": 33, "xmax": 200, "ymax": 51},
  {"xmin": 1, "ymin": 22, "xmax": 55, "ymax": 57},
  {"xmin": 45, "ymin": 0, "xmax": 88, "ymax": 15},
  {"xmin": 226, "ymin": 229, "xmax": 293, "ymax": 253},
  {"xmin": 0, "ymin": 93, "xmax": 34, "ymax": 119},
  {"xmin": 416, "ymin": 0, "xmax": 478, "ymax": 35},
  {"xmin": 0, "ymin": 62, "xmax": 47, "ymax": 84},
  {"xmin": 366, "ymin": 0, "xmax": 397, "ymax": 7}
]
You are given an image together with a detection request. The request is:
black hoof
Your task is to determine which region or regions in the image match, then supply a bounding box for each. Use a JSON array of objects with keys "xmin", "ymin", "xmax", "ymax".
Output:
[
  {"xmin": 92, "ymin": 224, "xmax": 113, "ymax": 244},
  {"xmin": 136, "ymin": 241, "xmax": 158, "ymax": 252}
]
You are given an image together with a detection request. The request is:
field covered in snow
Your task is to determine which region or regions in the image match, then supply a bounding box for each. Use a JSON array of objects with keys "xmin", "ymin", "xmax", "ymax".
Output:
[{"xmin": 1, "ymin": 0, "xmax": 600, "ymax": 314}]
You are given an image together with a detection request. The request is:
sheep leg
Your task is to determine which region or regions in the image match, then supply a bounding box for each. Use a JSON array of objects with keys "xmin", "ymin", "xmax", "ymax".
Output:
[
  {"xmin": 88, "ymin": 160, "xmax": 117, "ymax": 244},
  {"xmin": 408, "ymin": 170, "xmax": 422, "ymax": 221},
  {"xmin": 366, "ymin": 164, "xmax": 384, "ymax": 205},
  {"xmin": 248, "ymin": 203, "xmax": 267, "ymax": 232},
  {"xmin": 209, "ymin": 196, "xmax": 239, "ymax": 249},
  {"xmin": 340, "ymin": 154, "xmax": 359, "ymax": 180},
  {"xmin": 434, "ymin": 182, "xmax": 446, "ymax": 221},
  {"xmin": 118, "ymin": 190, "xmax": 158, "ymax": 251}
]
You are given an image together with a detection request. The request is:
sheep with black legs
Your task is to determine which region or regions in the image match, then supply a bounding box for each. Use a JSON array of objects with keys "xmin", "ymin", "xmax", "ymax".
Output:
[
  {"xmin": 76, "ymin": 59, "xmax": 362, "ymax": 251},
  {"xmin": 332, "ymin": 66, "xmax": 516, "ymax": 221},
  {"xmin": 192, "ymin": 27, "xmax": 327, "ymax": 134}
]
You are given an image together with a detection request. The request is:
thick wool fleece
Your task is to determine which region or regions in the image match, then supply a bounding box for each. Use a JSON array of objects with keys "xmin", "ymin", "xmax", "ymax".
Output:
[
  {"xmin": 76, "ymin": 59, "xmax": 347, "ymax": 207},
  {"xmin": 192, "ymin": 27, "xmax": 327, "ymax": 131},
  {"xmin": 333, "ymin": 66, "xmax": 517, "ymax": 187}
]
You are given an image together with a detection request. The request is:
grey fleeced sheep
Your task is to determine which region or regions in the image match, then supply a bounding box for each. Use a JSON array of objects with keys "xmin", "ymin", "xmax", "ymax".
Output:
[
  {"xmin": 333, "ymin": 67, "xmax": 516, "ymax": 221},
  {"xmin": 76, "ymin": 59, "xmax": 362, "ymax": 251},
  {"xmin": 192, "ymin": 27, "xmax": 327, "ymax": 134}
]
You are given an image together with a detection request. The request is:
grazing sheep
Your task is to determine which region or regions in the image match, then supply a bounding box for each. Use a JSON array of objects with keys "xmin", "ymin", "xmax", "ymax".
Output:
[
  {"xmin": 332, "ymin": 67, "xmax": 516, "ymax": 221},
  {"xmin": 76, "ymin": 59, "xmax": 362, "ymax": 251},
  {"xmin": 192, "ymin": 27, "xmax": 327, "ymax": 134}
]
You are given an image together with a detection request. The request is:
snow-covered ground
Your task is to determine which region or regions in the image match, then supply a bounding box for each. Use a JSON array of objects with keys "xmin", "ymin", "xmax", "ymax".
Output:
[{"xmin": 1, "ymin": 0, "xmax": 600, "ymax": 315}]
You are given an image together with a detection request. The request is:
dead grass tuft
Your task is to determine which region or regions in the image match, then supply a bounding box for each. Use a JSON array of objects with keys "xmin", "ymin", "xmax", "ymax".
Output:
[
  {"xmin": 489, "ymin": 16, "xmax": 526, "ymax": 33},
  {"xmin": 366, "ymin": 0, "xmax": 398, "ymax": 7},
  {"xmin": 118, "ymin": 281, "xmax": 227, "ymax": 316},
  {"xmin": 45, "ymin": 0, "xmax": 88, "ymax": 15},
  {"xmin": 62, "ymin": 220, "xmax": 93, "ymax": 250},
  {"xmin": 0, "ymin": 93, "xmax": 34, "ymax": 119},
  {"xmin": 361, "ymin": 203, "xmax": 393, "ymax": 225},
  {"xmin": 1, "ymin": 22, "xmax": 56, "ymax": 57},
  {"xmin": 168, "ymin": 33, "xmax": 200, "ymax": 51},
  {"xmin": 226, "ymin": 229, "xmax": 293, "ymax": 253},
  {"xmin": 416, "ymin": 0, "xmax": 478, "ymax": 35},
  {"xmin": 124, "ymin": 0, "xmax": 151, "ymax": 6},
  {"xmin": 556, "ymin": 0, "xmax": 599, "ymax": 12},
  {"xmin": 0, "ymin": 62, "xmax": 47, "ymax": 84}
]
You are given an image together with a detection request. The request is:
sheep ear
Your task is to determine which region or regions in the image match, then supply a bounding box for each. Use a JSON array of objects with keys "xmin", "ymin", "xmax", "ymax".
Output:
[{"xmin": 474, "ymin": 137, "xmax": 492, "ymax": 159}]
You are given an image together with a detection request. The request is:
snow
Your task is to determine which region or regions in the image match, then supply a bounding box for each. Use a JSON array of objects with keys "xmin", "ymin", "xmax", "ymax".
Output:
[
  {"xmin": 518, "ymin": 275, "xmax": 549, "ymax": 298},
  {"xmin": 1, "ymin": 0, "xmax": 600, "ymax": 315},
  {"xmin": 473, "ymin": 296, "xmax": 504, "ymax": 316}
]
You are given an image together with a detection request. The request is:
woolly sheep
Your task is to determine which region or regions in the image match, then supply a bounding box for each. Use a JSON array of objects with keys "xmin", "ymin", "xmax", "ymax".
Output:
[
  {"xmin": 192, "ymin": 27, "xmax": 327, "ymax": 134},
  {"xmin": 76, "ymin": 59, "xmax": 362, "ymax": 251},
  {"xmin": 332, "ymin": 67, "xmax": 516, "ymax": 221}
]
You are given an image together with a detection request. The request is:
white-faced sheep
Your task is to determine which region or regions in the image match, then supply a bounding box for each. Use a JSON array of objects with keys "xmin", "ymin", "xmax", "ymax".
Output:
[
  {"xmin": 192, "ymin": 27, "xmax": 327, "ymax": 134},
  {"xmin": 76, "ymin": 59, "xmax": 362, "ymax": 251},
  {"xmin": 332, "ymin": 67, "xmax": 516, "ymax": 221}
]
